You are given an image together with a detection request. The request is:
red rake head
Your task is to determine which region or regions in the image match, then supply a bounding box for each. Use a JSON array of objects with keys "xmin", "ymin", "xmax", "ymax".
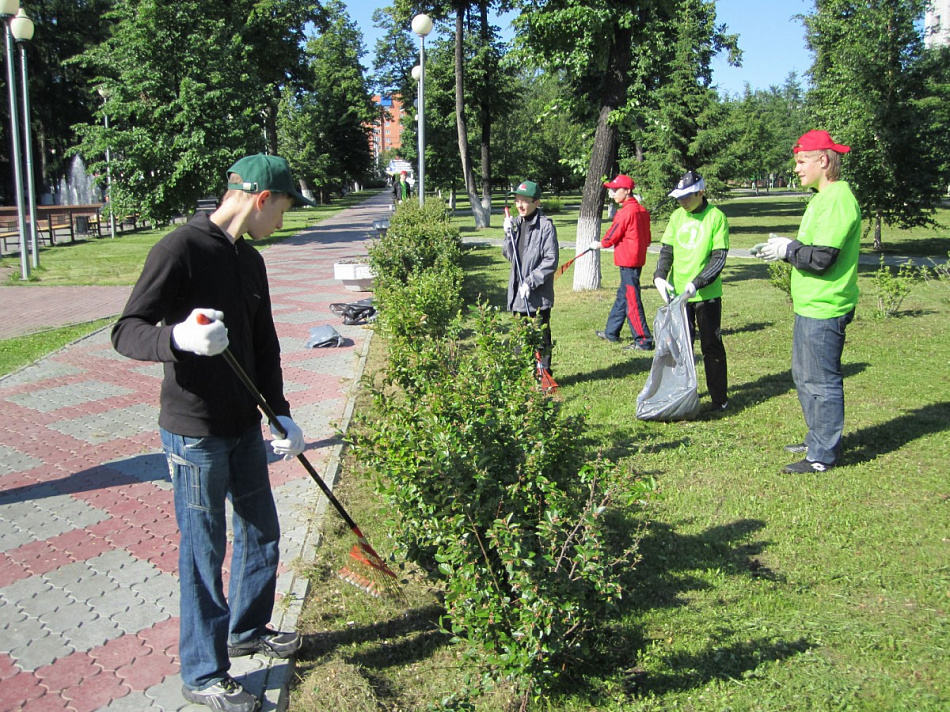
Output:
[{"xmin": 337, "ymin": 538, "xmax": 403, "ymax": 599}]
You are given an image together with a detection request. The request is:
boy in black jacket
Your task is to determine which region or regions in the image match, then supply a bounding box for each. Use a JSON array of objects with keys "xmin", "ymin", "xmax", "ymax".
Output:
[{"xmin": 112, "ymin": 154, "xmax": 312, "ymax": 712}]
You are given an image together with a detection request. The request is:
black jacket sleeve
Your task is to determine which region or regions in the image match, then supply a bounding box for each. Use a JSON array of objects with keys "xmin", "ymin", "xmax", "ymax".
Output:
[
  {"xmin": 654, "ymin": 244, "xmax": 674, "ymax": 280},
  {"xmin": 786, "ymin": 241, "xmax": 840, "ymax": 274}
]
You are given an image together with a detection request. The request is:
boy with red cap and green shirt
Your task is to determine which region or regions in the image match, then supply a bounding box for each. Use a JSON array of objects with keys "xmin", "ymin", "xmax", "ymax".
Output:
[
  {"xmin": 755, "ymin": 130, "xmax": 860, "ymax": 474},
  {"xmin": 589, "ymin": 174, "xmax": 654, "ymax": 351}
]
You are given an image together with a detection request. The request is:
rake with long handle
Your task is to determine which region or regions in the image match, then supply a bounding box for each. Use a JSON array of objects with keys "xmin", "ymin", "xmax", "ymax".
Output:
[
  {"xmin": 553, "ymin": 245, "xmax": 594, "ymax": 280},
  {"xmin": 196, "ymin": 314, "xmax": 400, "ymax": 598}
]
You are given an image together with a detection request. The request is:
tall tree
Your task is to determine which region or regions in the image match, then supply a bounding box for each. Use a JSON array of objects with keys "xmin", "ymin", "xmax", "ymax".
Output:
[
  {"xmin": 0, "ymin": 0, "xmax": 113, "ymax": 201},
  {"xmin": 804, "ymin": 0, "xmax": 950, "ymax": 249},
  {"xmin": 71, "ymin": 0, "xmax": 323, "ymax": 223},
  {"xmin": 279, "ymin": 0, "xmax": 376, "ymax": 201}
]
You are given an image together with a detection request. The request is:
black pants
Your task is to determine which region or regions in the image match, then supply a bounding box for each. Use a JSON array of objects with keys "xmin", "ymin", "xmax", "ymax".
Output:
[
  {"xmin": 514, "ymin": 308, "xmax": 553, "ymax": 374},
  {"xmin": 686, "ymin": 298, "xmax": 727, "ymax": 406}
]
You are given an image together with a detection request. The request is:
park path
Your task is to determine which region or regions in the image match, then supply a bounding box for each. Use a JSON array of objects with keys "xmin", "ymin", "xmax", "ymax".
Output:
[{"xmin": 0, "ymin": 192, "xmax": 391, "ymax": 711}]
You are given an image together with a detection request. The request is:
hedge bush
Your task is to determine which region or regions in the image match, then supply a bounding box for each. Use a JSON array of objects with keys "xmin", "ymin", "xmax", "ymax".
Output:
[{"xmin": 352, "ymin": 199, "xmax": 649, "ymax": 704}]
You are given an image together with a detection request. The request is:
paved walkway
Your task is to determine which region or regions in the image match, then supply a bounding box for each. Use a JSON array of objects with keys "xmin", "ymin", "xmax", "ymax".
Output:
[{"xmin": 0, "ymin": 192, "xmax": 392, "ymax": 711}]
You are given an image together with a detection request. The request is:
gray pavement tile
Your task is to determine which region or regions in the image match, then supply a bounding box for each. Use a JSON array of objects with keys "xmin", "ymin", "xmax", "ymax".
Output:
[
  {"xmin": 112, "ymin": 596, "xmax": 172, "ymax": 634},
  {"xmin": 64, "ymin": 611, "xmax": 126, "ymax": 652},
  {"xmin": 0, "ymin": 491, "xmax": 110, "ymax": 553},
  {"xmin": 0, "ymin": 360, "xmax": 82, "ymax": 387},
  {"xmin": 273, "ymin": 309, "xmax": 321, "ymax": 325},
  {"xmin": 289, "ymin": 353, "xmax": 360, "ymax": 378},
  {"xmin": 143, "ymin": 674, "xmax": 190, "ymax": 711},
  {"xmin": 103, "ymin": 452, "xmax": 172, "ymax": 490},
  {"xmin": 0, "ymin": 444, "xmax": 44, "ymax": 475},
  {"xmin": 5, "ymin": 380, "xmax": 134, "ymax": 413},
  {"xmin": 132, "ymin": 363, "xmax": 164, "ymax": 380},
  {"xmin": 47, "ymin": 403, "xmax": 159, "ymax": 445},
  {"xmin": 5, "ymin": 621, "xmax": 69, "ymax": 670}
]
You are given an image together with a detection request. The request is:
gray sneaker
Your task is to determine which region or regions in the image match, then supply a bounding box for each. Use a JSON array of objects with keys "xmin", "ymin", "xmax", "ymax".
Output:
[
  {"xmin": 182, "ymin": 676, "xmax": 260, "ymax": 712},
  {"xmin": 228, "ymin": 630, "xmax": 301, "ymax": 659}
]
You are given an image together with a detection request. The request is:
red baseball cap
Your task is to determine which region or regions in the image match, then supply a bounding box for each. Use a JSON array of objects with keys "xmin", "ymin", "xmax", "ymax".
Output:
[
  {"xmin": 603, "ymin": 174, "xmax": 635, "ymax": 190},
  {"xmin": 793, "ymin": 130, "xmax": 850, "ymax": 154}
]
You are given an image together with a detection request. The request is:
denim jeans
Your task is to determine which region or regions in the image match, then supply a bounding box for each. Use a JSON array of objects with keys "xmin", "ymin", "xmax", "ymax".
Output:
[
  {"xmin": 791, "ymin": 309, "xmax": 854, "ymax": 465},
  {"xmin": 161, "ymin": 426, "xmax": 280, "ymax": 690},
  {"xmin": 605, "ymin": 266, "xmax": 653, "ymax": 347}
]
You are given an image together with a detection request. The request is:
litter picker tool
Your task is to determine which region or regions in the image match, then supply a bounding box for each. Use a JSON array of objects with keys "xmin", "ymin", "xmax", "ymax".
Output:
[{"xmin": 196, "ymin": 314, "xmax": 401, "ymax": 598}]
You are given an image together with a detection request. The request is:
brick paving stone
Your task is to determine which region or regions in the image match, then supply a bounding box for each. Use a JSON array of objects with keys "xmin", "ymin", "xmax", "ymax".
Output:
[
  {"xmin": 34, "ymin": 649, "xmax": 102, "ymax": 691},
  {"xmin": 0, "ymin": 669, "xmax": 49, "ymax": 709}
]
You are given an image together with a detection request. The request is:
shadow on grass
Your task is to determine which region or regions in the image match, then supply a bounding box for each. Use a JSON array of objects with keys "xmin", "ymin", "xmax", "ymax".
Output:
[
  {"xmin": 843, "ymin": 401, "xmax": 950, "ymax": 463},
  {"xmin": 552, "ymin": 518, "xmax": 814, "ymax": 701},
  {"xmin": 302, "ymin": 602, "xmax": 448, "ymax": 670}
]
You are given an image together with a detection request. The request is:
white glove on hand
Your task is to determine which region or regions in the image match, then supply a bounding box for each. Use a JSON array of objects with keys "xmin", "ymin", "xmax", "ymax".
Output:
[
  {"xmin": 760, "ymin": 235, "xmax": 792, "ymax": 262},
  {"xmin": 683, "ymin": 282, "xmax": 697, "ymax": 298},
  {"xmin": 589, "ymin": 240, "xmax": 602, "ymax": 251},
  {"xmin": 503, "ymin": 215, "xmax": 513, "ymax": 233},
  {"xmin": 270, "ymin": 416, "xmax": 305, "ymax": 460},
  {"xmin": 172, "ymin": 309, "xmax": 228, "ymax": 356},
  {"xmin": 518, "ymin": 282, "xmax": 531, "ymax": 300},
  {"xmin": 654, "ymin": 277, "xmax": 674, "ymax": 303}
]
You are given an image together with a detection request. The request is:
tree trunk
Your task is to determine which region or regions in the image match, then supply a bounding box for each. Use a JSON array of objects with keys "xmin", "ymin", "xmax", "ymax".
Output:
[
  {"xmin": 478, "ymin": 1, "xmax": 492, "ymax": 224},
  {"xmin": 573, "ymin": 25, "xmax": 633, "ymax": 292},
  {"xmin": 455, "ymin": 11, "xmax": 490, "ymax": 229},
  {"xmin": 873, "ymin": 211, "xmax": 882, "ymax": 251},
  {"xmin": 263, "ymin": 100, "xmax": 279, "ymax": 156}
]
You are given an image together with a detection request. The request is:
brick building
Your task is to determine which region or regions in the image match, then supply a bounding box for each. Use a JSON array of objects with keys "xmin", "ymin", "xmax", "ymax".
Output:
[{"xmin": 370, "ymin": 95, "xmax": 407, "ymax": 162}]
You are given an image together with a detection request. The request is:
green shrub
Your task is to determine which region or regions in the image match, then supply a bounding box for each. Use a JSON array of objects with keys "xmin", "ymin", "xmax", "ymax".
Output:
[
  {"xmin": 767, "ymin": 261, "xmax": 792, "ymax": 297},
  {"xmin": 351, "ymin": 305, "xmax": 648, "ymax": 703},
  {"xmin": 541, "ymin": 197, "xmax": 562, "ymax": 214},
  {"xmin": 871, "ymin": 256, "xmax": 918, "ymax": 319}
]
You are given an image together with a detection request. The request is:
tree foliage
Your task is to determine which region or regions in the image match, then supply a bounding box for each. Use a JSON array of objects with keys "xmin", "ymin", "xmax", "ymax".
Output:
[
  {"xmin": 278, "ymin": 0, "xmax": 376, "ymax": 200},
  {"xmin": 804, "ymin": 0, "xmax": 950, "ymax": 249},
  {"xmin": 71, "ymin": 0, "xmax": 324, "ymax": 223}
]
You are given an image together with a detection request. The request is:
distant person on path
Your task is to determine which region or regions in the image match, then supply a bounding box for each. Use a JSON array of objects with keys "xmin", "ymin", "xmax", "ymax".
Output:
[
  {"xmin": 755, "ymin": 130, "xmax": 860, "ymax": 474},
  {"xmin": 112, "ymin": 154, "xmax": 313, "ymax": 712},
  {"xmin": 393, "ymin": 170, "xmax": 412, "ymax": 204},
  {"xmin": 502, "ymin": 180, "xmax": 559, "ymax": 374},
  {"xmin": 589, "ymin": 174, "xmax": 654, "ymax": 351},
  {"xmin": 654, "ymin": 170, "xmax": 730, "ymax": 411}
]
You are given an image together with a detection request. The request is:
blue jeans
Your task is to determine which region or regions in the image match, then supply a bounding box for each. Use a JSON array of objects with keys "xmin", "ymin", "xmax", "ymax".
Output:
[
  {"xmin": 605, "ymin": 266, "xmax": 653, "ymax": 347},
  {"xmin": 161, "ymin": 427, "xmax": 280, "ymax": 690},
  {"xmin": 791, "ymin": 310, "xmax": 854, "ymax": 465}
]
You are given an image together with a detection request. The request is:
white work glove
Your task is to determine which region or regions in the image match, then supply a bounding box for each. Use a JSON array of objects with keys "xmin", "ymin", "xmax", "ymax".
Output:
[
  {"xmin": 503, "ymin": 215, "xmax": 513, "ymax": 233},
  {"xmin": 172, "ymin": 309, "xmax": 228, "ymax": 356},
  {"xmin": 518, "ymin": 282, "xmax": 531, "ymax": 301},
  {"xmin": 683, "ymin": 282, "xmax": 697, "ymax": 298},
  {"xmin": 759, "ymin": 234, "xmax": 792, "ymax": 262},
  {"xmin": 588, "ymin": 240, "xmax": 602, "ymax": 251},
  {"xmin": 270, "ymin": 415, "xmax": 305, "ymax": 460},
  {"xmin": 654, "ymin": 277, "xmax": 674, "ymax": 303}
]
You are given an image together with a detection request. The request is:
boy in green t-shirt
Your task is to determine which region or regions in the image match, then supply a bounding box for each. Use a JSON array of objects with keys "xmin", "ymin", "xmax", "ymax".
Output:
[
  {"xmin": 653, "ymin": 170, "xmax": 730, "ymax": 411},
  {"xmin": 755, "ymin": 130, "xmax": 860, "ymax": 474}
]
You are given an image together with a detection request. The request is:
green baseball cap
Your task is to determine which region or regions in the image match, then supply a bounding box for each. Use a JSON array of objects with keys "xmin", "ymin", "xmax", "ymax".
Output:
[
  {"xmin": 227, "ymin": 154, "xmax": 316, "ymax": 207},
  {"xmin": 510, "ymin": 180, "xmax": 542, "ymax": 200}
]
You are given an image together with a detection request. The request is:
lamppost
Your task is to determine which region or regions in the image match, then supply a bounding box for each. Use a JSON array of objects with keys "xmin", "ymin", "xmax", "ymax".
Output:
[
  {"xmin": 1, "ymin": 0, "xmax": 28, "ymax": 280},
  {"xmin": 11, "ymin": 8, "xmax": 37, "ymax": 268},
  {"xmin": 411, "ymin": 13, "xmax": 432, "ymax": 208},
  {"xmin": 97, "ymin": 87, "xmax": 116, "ymax": 239}
]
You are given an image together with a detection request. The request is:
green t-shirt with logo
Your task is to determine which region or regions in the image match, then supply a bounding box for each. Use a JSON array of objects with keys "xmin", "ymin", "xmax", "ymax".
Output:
[
  {"xmin": 791, "ymin": 181, "xmax": 861, "ymax": 319},
  {"xmin": 660, "ymin": 202, "xmax": 730, "ymax": 301}
]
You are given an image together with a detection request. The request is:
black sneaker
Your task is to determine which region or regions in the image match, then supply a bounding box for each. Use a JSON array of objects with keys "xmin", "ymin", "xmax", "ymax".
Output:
[
  {"xmin": 782, "ymin": 459, "xmax": 833, "ymax": 474},
  {"xmin": 228, "ymin": 630, "xmax": 301, "ymax": 659},
  {"xmin": 182, "ymin": 676, "xmax": 260, "ymax": 712},
  {"xmin": 784, "ymin": 443, "xmax": 807, "ymax": 454},
  {"xmin": 596, "ymin": 330, "xmax": 619, "ymax": 342},
  {"xmin": 709, "ymin": 399, "xmax": 729, "ymax": 412}
]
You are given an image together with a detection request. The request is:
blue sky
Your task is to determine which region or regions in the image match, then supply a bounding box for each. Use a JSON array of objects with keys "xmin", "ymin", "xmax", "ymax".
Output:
[{"xmin": 345, "ymin": 0, "xmax": 814, "ymax": 96}]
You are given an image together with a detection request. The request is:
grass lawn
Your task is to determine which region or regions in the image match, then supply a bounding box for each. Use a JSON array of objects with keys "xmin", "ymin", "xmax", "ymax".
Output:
[{"xmin": 292, "ymin": 209, "xmax": 950, "ymax": 709}]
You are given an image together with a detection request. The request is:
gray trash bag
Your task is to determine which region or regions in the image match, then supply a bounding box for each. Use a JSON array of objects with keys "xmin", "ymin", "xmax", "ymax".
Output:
[
  {"xmin": 306, "ymin": 324, "xmax": 344, "ymax": 348},
  {"xmin": 636, "ymin": 292, "xmax": 700, "ymax": 421}
]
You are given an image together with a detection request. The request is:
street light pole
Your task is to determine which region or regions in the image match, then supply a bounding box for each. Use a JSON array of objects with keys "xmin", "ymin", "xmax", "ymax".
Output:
[
  {"xmin": 1, "ymin": 0, "xmax": 28, "ymax": 280},
  {"xmin": 411, "ymin": 13, "xmax": 432, "ymax": 208},
  {"xmin": 11, "ymin": 8, "xmax": 37, "ymax": 268},
  {"xmin": 98, "ymin": 87, "xmax": 116, "ymax": 239}
]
